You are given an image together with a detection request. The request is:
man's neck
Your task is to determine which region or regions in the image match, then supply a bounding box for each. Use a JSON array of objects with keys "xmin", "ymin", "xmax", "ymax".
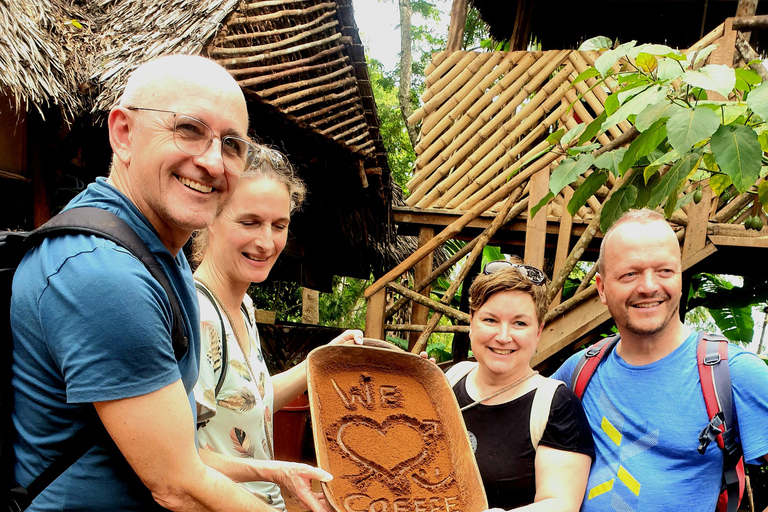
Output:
[{"xmin": 616, "ymin": 321, "xmax": 691, "ymax": 366}]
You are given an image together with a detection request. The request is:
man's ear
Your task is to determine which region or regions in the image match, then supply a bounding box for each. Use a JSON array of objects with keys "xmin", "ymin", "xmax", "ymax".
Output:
[
  {"xmin": 596, "ymin": 273, "xmax": 607, "ymax": 305},
  {"xmin": 108, "ymin": 107, "xmax": 132, "ymax": 166}
]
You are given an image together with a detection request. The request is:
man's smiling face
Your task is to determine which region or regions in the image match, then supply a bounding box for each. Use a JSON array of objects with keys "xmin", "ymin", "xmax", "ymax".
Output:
[{"xmin": 596, "ymin": 219, "xmax": 683, "ymax": 339}]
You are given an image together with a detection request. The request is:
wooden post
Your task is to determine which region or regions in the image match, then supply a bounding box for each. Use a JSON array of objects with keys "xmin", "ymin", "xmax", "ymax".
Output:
[
  {"xmin": 409, "ymin": 227, "xmax": 434, "ymax": 350},
  {"xmin": 708, "ymin": 18, "xmax": 736, "ymax": 100},
  {"xmin": 365, "ymin": 288, "xmax": 387, "ymax": 340},
  {"xmin": 301, "ymin": 288, "xmax": 319, "ymax": 324},
  {"xmin": 682, "ymin": 186, "xmax": 712, "ymax": 261},
  {"xmin": 735, "ymin": 0, "xmax": 759, "ymax": 43},
  {"xmin": 525, "ymin": 168, "xmax": 549, "ymax": 269},
  {"xmin": 511, "ymin": 0, "xmax": 534, "ymax": 51},
  {"xmin": 550, "ymin": 187, "xmax": 574, "ymax": 307},
  {"xmin": 446, "ymin": 0, "xmax": 469, "ymax": 52}
]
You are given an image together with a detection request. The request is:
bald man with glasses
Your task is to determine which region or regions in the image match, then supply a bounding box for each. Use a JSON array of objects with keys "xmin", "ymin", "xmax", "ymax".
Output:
[{"xmin": 11, "ymin": 55, "xmax": 332, "ymax": 512}]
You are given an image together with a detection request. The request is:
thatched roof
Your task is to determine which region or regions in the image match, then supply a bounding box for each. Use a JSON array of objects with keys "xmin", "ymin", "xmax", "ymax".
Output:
[{"xmin": 470, "ymin": 0, "xmax": 768, "ymax": 51}]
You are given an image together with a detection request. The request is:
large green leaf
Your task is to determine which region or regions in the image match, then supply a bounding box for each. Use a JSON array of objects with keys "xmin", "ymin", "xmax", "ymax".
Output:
[
  {"xmin": 619, "ymin": 119, "xmax": 667, "ymax": 175},
  {"xmin": 735, "ymin": 67, "xmax": 761, "ymax": 92},
  {"xmin": 530, "ymin": 192, "xmax": 554, "ymax": 219},
  {"xmin": 634, "ymin": 172, "xmax": 661, "ymax": 208},
  {"xmin": 746, "ymin": 80, "xmax": 768, "ymax": 121},
  {"xmin": 578, "ymin": 111, "xmax": 607, "ymax": 144},
  {"xmin": 709, "ymin": 306, "xmax": 755, "ymax": 344},
  {"xmin": 681, "ymin": 65, "xmax": 736, "ymax": 98},
  {"xmin": 579, "ymin": 36, "xmax": 612, "ymax": 51},
  {"xmin": 635, "ymin": 101, "xmax": 683, "ymax": 132},
  {"xmin": 710, "ymin": 124, "xmax": 762, "ymax": 194},
  {"xmin": 648, "ymin": 149, "xmax": 703, "ymax": 209},
  {"xmin": 595, "ymin": 41, "xmax": 637, "ymax": 77},
  {"xmin": 549, "ymin": 155, "xmax": 595, "ymax": 195},
  {"xmin": 601, "ymin": 183, "xmax": 639, "ymax": 232},
  {"xmin": 601, "ymin": 86, "xmax": 667, "ymax": 133},
  {"xmin": 561, "ymin": 123, "xmax": 586, "ymax": 146},
  {"xmin": 709, "ymin": 173, "xmax": 732, "ymax": 196},
  {"xmin": 758, "ymin": 181, "xmax": 768, "ymax": 214},
  {"xmin": 656, "ymin": 58, "xmax": 685, "ymax": 82},
  {"xmin": 628, "ymin": 44, "xmax": 680, "ymax": 58},
  {"xmin": 572, "ymin": 67, "xmax": 601, "ymax": 85},
  {"xmin": 594, "ymin": 147, "xmax": 628, "ymax": 175},
  {"xmin": 666, "ymin": 107, "xmax": 720, "ymax": 155},
  {"xmin": 568, "ymin": 171, "xmax": 609, "ymax": 216},
  {"xmin": 682, "ymin": 45, "xmax": 717, "ymax": 68}
]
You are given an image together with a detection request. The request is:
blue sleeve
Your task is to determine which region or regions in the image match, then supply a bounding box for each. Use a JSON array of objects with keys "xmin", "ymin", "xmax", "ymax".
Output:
[
  {"xmin": 551, "ymin": 350, "xmax": 584, "ymax": 385},
  {"xmin": 729, "ymin": 348, "xmax": 768, "ymax": 464},
  {"xmin": 38, "ymin": 244, "xmax": 181, "ymax": 403}
]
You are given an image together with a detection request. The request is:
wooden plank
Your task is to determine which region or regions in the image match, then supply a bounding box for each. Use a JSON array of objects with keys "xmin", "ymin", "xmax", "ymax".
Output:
[
  {"xmin": 682, "ymin": 242, "xmax": 717, "ymax": 271},
  {"xmin": 708, "ymin": 234, "xmax": 768, "ymax": 248},
  {"xmin": 533, "ymin": 293, "xmax": 611, "ymax": 367},
  {"xmin": 525, "ymin": 168, "xmax": 549, "ymax": 269},
  {"xmin": 409, "ymin": 227, "xmax": 435, "ymax": 350},
  {"xmin": 682, "ymin": 186, "xmax": 712, "ymax": 261},
  {"xmin": 550, "ymin": 187, "xmax": 574, "ymax": 307},
  {"xmin": 707, "ymin": 18, "xmax": 736, "ymax": 100},
  {"xmin": 364, "ymin": 288, "xmax": 387, "ymax": 340}
]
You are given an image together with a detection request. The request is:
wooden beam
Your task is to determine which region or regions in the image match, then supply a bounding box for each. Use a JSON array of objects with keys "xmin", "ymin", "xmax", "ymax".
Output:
[
  {"xmin": 386, "ymin": 324, "xmax": 469, "ymax": 333},
  {"xmin": 708, "ymin": 234, "xmax": 768, "ymax": 248},
  {"xmin": 682, "ymin": 186, "xmax": 712, "ymax": 261},
  {"xmin": 550, "ymin": 187, "xmax": 574, "ymax": 307},
  {"xmin": 525, "ymin": 168, "xmax": 549, "ymax": 269},
  {"xmin": 409, "ymin": 227, "xmax": 435, "ymax": 350},
  {"xmin": 446, "ymin": 0, "xmax": 469, "ymax": 52},
  {"xmin": 387, "ymin": 282, "xmax": 470, "ymax": 323},
  {"xmin": 731, "ymin": 13, "xmax": 768, "ymax": 32},
  {"xmin": 364, "ymin": 288, "xmax": 387, "ymax": 340}
]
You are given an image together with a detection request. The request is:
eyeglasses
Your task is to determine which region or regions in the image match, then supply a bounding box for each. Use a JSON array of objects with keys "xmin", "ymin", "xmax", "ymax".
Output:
[
  {"xmin": 482, "ymin": 260, "xmax": 547, "ymax": 286},
  {"xmin": 126, "ymin": 107, "xmax": 258, "ymax": 174}
]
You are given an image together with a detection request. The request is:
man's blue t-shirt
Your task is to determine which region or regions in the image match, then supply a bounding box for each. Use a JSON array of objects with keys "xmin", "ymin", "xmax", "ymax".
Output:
[
  {"xmin": 553, "ymin": 331, "xmax": 768, "ymax": 512},
  {"xmin": 11, "ymin": 178, "xmax": 201, "ymax": 511}
]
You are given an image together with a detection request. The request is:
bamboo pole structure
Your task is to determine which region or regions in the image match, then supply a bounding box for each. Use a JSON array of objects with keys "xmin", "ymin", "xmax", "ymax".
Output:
[
  {"xmin": 228, "ymin": 45, "xmax": 344, "ymax": 77},
  {"xmin": 424, "ymin": 51, "xmax": 466, "ymax": 89},
  {"xmin": 271, "ymin": 76, "xmax": 356, "ymax": 106},
  {"xmin": 386, "ymin": 324, "xmax": 470, "ymax": 333},
  {"xmin": 321, "ymin": 113, "xmax": 366, "ymax": 136},
  {"xmin": 216, "ymin": 33, "xmax": 342, "ymax": 67},
  {"xmin": 299, "ymin": 96, "xmax": 359, "ymax": 123},
  {"xmin": 243, "ymin": 0, "xmax": 313, "ymax": 9},
  {"xmin": 220, "ymin": 10, "xmax": 336, "ymax": 42},
  {"xmin": 256, "ymin": 64, "xmax": 354, "ymax": 98},
  {"xmin": 233, "ymin": 3, "xmax": 335, "ymax": 25},
  {"xmin": 316, "ymin": 107, "xmax": 362, "ymax": 132},
  {"xmin": 282, "ymin": 87, "xmax": 356, "ymax": 113},
  {"xmin": 386, "ymin": 282, "xmax": 470, "ymax": 323},
  {"xmin": 421, "ymin": 52, "xmax": 479, "ymax": 105},
  {"xmin": 238, "ymin": 56, "xmax": 348, "ymax": 88}
]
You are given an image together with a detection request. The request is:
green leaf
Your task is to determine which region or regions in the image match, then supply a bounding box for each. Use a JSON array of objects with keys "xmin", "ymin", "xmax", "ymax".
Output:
[
  {"xmin": 634, "ymin": 171, "xmax": 661, "ymax": 208},
  {"xmin": 681, "ymin": 65, "xmax": 736, "ymax": 98},
  {"xmin": 735, "ymin": 67, "xmax": 762, "ymax": 92},
  {"xmin": 547, "ymin": 128, "xmax": 565, "ymax": 144},
  {"xmin": 561, "ymin": 124, "xmax": 586, "ymax": 146},
  {"xmin": 567, "ymin": 143, "xmax": 601, "ymax": 155},
  {"xmin": 595, "ymin": 41, "xmax": 637, "ymax": 77},
  {"xmin": 601, "ymin": 183, "xmax": 639, "ymax": 232},
  {"xmin": 635, "ymin": 101, "xmax": 683, "ymax": 132},
  {"xmin": 746, "ymin": 80, "xmax": 768, "ymax": 121},
  {"xmin": 683, "ymin": 45, "xmax": 717, "ymax": 68},
  {"xmin": 635, "ymin": 52, "xmax": 658, "ymax": 73},
  {"xmin": 601, "ymin": 86, "xmax": 667, "ymax": 132},
  {"xmin": 572, "ymin": 67, "xmax": 601, "ymax": 85},
  {"xmin": 549, "ymin": 155, "xmax": 595, "ymax": 195},
  {"xmin": 628, "ymin": 44, "xmax": 681, "ymax": 58},
  {"xmin": 666, "ymin": 107, "xmax": 720, "ymax": 155},
  {"xmin": 619, "ymin": 119, "xmax": 667, "ymax": 175},
  {"xmin": 568, "ymin": 171, "xmax": 609, "ymax": 216},
  {"xmin": 657, "ymin": 58, "xmax": 684, "ymax": 82},
  {"xmin": 702, "ymin": 152, "xmax": 719, "ymax": 172},
  {"xmin": 579, "ymin": 36, "xmax": 612, "ymax": 51},
  {"xmin": 594, "ymin": 147, "xmax": 628, "ymax": 175},
  {"xmin": 758, "ymin": 131, "xmax": 768, "ymax": 153},
  {"xmin": 648, "ymin": 149, "xmax": 703, "ymax": 208},
  {"xmin": 719, "ymin": 104, "xmax": 750, "ymax": 125},
  {"xmin": 710, "ymin": 124, "xmax": 762, "ymax": 194},
  {"xmin": 605, "ymin": 93, "xmax": 620, "ymax": 116},
  {"xmin": 758, "ymin": 181, "xmax": 768, "ymax": 214},
  {"xmin": 709, "ymin": 173, "xmax": 732, "ymax": 195},
  {"xmin": 578, "ymin": 111, "xmax": 607, "ymax": 144},
  {"xmin": 530, "ymin": 192, "xmax": 554, "ymax": 219},
  {"xmin": 709, "ymin": 306, "xmax": 755, "ymax": 344}
]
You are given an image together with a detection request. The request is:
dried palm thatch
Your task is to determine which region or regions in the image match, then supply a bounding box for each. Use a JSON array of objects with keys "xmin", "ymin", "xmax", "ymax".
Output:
[{"xmin": 0, "ymin": 0, "xmax": 95, "ymax": 119}]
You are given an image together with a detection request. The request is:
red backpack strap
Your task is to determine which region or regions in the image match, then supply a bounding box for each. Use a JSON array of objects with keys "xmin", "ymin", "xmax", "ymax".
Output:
[
  {"xmin": 570, "ymin": 334, "xmax": 620, "ymax": 399},
  {"xmin": 696, "ymin": 332, "xmax": 745, "ymax": 512}
]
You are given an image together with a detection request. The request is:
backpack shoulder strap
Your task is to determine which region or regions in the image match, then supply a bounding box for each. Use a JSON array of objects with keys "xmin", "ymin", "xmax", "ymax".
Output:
[
  {"xmin": 445, "ymin": 360, "xmax": 478, "ymax": 387},
  {"xmin": 696, "ymin": 332, "xmax": 745, "ymax": 512},
  {"xmin": 570, "ymin": 334, "xmax": 620, "ymax": 399},
  {"xmin": 195, "ymin": 282, "xmax": 229, "ymax": 398},
  {"xmin": 530, "ymin": 378, "xmax": 564, "ymax": 450},
  {"xmin": 30, "ymin": 207, "xmax": 188, "ymax": 360}
]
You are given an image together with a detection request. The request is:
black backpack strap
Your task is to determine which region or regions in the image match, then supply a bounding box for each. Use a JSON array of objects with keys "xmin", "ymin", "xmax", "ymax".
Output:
[
  {"xmin": 195, "ymin": 282, "xmax": 229, "ymax": 398},
  {"xmin": 30, "ymin": 207, "xmax": 188, "ymax": 359},
  {"xmin": 696, "ymin": 332, "xmax": 745, "ymax": 512},
  {"xmin": 11, "ymin": 207, "xmax": 189, "ymax": 510},
  {"xmin": 570, "ymin": 334, "xmax": 620, "ymax": 399}
]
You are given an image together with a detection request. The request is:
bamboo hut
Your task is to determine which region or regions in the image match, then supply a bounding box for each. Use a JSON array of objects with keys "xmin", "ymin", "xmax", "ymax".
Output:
[{"xmin": 0, "ymin": 0, "xmax": 395, "ymax": 291}]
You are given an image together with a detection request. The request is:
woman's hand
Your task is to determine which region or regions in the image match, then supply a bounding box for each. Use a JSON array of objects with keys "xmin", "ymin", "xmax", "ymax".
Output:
[
  {"xmin": 268, "ymin": 461, "xmax": 334, "ymax": 512},
  {"xmin": 328, "ymin": 329, "xmax": 364, "ymax": 346}
]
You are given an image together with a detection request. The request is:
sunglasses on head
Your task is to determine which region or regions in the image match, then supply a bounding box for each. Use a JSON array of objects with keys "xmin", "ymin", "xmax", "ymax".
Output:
[{"xmin": 482, "ymin": 260, "xmax": 547, "ymax": 286}]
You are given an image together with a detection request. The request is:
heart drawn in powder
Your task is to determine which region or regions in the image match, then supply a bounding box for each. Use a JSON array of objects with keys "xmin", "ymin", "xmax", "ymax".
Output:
[{"xmin": 336, "ymin": 416, "xmax": 431, "ymax": 481}]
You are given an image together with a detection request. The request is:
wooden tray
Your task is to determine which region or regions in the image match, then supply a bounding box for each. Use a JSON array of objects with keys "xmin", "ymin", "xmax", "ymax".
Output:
[{"xmin": 307, "ymin": 343, "xmax": 487, "ymax": 512}]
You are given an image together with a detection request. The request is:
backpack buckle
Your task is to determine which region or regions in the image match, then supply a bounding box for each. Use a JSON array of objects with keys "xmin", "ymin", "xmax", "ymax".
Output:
[
  {"xmin": 703, "ymin": 353, "xmax": 721, "ymax": 366},
  {"xmin": 698, "ymin": 412, "xmax": 724, "ymax": 454}
]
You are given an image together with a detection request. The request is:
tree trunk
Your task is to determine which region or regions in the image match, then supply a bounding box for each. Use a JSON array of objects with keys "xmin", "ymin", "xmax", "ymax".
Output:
[
  {"xmin": 398, "ymin": 0, "xmax": 420, "ymax": 148},
  {"xmin": 446, "ymin": 0, "xmax": 469, "ymax": 52},
  {"xmin": 735, "ymin": 0, "xmax": 759, "ymax": 43}
]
